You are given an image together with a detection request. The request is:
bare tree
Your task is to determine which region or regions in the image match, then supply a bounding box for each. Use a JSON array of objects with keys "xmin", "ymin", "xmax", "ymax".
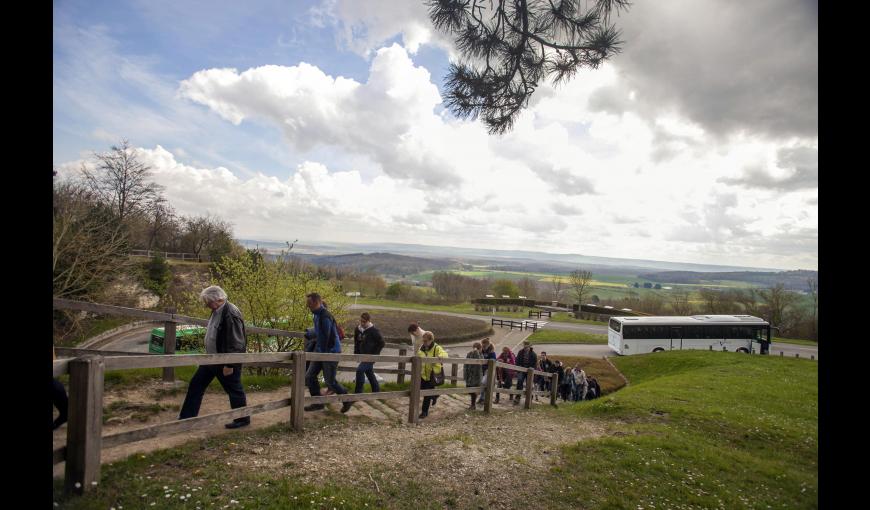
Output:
[
  {"xmin": 53, "ymin": 180, "xmax": 131, "ymax": 298},
  {"xmin": 698, "ymin": 287, "xmax": 719, "ymax": 314},
  {"xmin": 80, "ymin": 140, "xmax": 164, "ymax": 222},
  {"xmin": 181, "ymin": 214, "xmax": 234, "ymax": 261},
  {"xmin": 144, "ymin": 199, "xmax": 176, "ymax": 250},
  {"xmin": 759, "ymin": 284, "xmax": 799, "ymax": 331},
  {"xmin": 427, "ymin": 0, "xmax": 630, "ymax": 134},
  {"xmin": 549, "ymin": 274, "xmax": 564, "ymax": 302},
  {"xmin": 669, "ymin": 290, "xmax": 693, "ymax": 316},
  {"xmin": 569, "ymin": 269, "xmax": 592, "ymax": 306}
]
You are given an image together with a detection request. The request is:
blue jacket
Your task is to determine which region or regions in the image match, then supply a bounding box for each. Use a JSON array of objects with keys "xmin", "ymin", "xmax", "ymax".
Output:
[{"xmin": 312, "ymin": 306, "xmax": 342, "ymax": 354}]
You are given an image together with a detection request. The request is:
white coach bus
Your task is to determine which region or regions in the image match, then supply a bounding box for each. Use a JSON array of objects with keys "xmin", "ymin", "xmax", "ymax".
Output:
[{"xmin": 607, "ymin": 315, "xmax": 771, "ymax": 355}]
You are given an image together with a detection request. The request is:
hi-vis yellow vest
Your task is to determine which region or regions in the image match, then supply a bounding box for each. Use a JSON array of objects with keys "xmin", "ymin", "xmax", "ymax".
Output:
[{"xmin": 418, "ymin": 343, "xmax": 448, "ymax": 381}]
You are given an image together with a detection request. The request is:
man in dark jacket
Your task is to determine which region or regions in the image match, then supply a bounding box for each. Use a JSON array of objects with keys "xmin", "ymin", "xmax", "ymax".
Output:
[
  {"xmin": 536, "ymin": 351, "xmax": 555, "ymax": 393},
  {"xmin": 179, "ymin": 285, "xmax": 250, "ymax": 429},
  {"xmin": 476, "ymin": 338, "xmax": 497, "ymax": 405},
  {"xmin": 352, "ymin": 312, "xmax": 385, "ymax": 395},
  {"xmin": 513, "ymin": 341, "xmax": 537, "ymax": 405},
  {"xmin": 304, "ymin": 293, "xmax": 352, "ymax": 413},
  {"xmin": 554, "ymin": 360, "xmax": 568, "ymax": 401}
]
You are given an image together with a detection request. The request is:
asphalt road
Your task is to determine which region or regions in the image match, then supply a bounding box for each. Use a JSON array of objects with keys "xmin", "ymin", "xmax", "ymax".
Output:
[{"xmin": 96, "ymin": 305, "xmax": 818, "ymax": 361}]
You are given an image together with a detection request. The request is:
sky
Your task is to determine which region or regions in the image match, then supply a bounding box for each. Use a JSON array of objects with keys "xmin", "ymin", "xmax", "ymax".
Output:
[{"xmin": 53, "ymin": 0, "xmax": 818, "ymax": 271}]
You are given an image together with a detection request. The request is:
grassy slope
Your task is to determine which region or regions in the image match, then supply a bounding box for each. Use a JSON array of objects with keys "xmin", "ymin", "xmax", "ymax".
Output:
[{"xmin": 544, "ymin": 351, "xmax": 818, "ymax": 508}]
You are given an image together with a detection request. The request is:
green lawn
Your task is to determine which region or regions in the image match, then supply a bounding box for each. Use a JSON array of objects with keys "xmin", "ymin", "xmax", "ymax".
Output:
[
  {"xmin": 544, "ymin": 350, "xmax": 818, "ymax": 508},
  {"xmin": 773, "ymin": 336, "xmax": 819, "ymax": 347},
  {"xmin": 527, "ymin": 329, "xmax": 607, "ymax": 344}
]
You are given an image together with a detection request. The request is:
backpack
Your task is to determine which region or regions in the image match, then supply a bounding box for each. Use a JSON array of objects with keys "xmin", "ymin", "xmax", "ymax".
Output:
[{"xmin": 319, "ymin": 310, "xmax": 343, "ymax": 350}]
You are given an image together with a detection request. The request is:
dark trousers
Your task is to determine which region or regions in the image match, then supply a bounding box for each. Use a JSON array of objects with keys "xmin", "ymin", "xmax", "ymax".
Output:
[
  {"xmin": 516, "ymin": 371, "xmax": 528, "ymax": 391},
  {"xmin": 560, "ymin": 384, "xmax": 571, "ymax": 401},
  {"xmin": 52, "ymin": 378, "xmax": 68, "ymax": 430},
  {"xmin": 354, "ymin": 362, "xmax": 380, "ymax": 393},
  {"xmin": 179, "ymin": 365, "xmax": 248, "ymax": 423},
  {"xmin": 306, "ymin": 360, "xmax": 347, "ymax": 396},
  {"xmin": 421, "ymin": 378, "xmax": 436, "ymax": 414},
  {"xmin": 470, "ymin": 393, "xmax": 478, "ymax": 407},
  {"xmin": 498, "ymin": 374, "xmax": 514, "ymax": 401}
]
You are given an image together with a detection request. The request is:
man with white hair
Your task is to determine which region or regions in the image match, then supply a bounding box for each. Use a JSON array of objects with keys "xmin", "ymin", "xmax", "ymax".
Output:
[{"xmin": 178, "ymin": 285, "xmax": 250, "ymax": 429}]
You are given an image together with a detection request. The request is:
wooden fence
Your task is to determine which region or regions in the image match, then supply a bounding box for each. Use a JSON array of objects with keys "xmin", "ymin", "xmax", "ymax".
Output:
[
  {"xmin": 53, "ymin": 300, "xmax": 555, "ymax": 495},
  {"xmin": 528, "ymin": 310, "xmax": 552, "ymax": 318},
  {"xmin": 491, "ymin": 318, "xmax": 540, "ymax": 332},
  {"xmin": 130, "ymin": 249, "xmax": 201, "ymax": 261}
]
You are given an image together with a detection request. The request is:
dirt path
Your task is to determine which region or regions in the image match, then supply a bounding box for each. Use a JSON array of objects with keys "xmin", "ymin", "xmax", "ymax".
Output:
[{"xmin": 52, "ymin": 374, "xmax": 555, "ymax": 479}]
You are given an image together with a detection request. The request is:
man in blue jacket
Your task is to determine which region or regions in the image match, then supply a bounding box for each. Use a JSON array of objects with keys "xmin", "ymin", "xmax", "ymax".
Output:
[{"xmin": 303, "ymin": 293, "xmax": 352, "ymax": 413}]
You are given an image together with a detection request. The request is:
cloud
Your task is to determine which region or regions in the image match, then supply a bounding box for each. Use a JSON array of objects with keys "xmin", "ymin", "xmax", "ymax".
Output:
[
  {"xmin": 311, "ymin": 0, "xmax": 454, "ymax": 56},
  {"xmin": 601, "ymin": 0, "xmax": 817, "ymax": 140},
  {"xmin": 719, "ymin": 146, "xmax": 818, "ymax": 191}
]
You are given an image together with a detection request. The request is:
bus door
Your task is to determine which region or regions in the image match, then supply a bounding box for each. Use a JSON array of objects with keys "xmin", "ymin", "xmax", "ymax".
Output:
[{"xmin": 670, "ymin": 327, "xmax": 682, "ymax": 350}]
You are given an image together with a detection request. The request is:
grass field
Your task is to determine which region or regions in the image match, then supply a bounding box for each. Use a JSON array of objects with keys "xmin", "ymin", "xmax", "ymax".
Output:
[
  {"xmin": 545, "ymin": 351, "xmax": 818, "ymax": 508},
  {"xmin": 773, "ymin": 336, "xmax": 819, "ymax": 347},
  {"xmin": 527, "ymin": 329, "xmax": 607, "ymax": 344}
]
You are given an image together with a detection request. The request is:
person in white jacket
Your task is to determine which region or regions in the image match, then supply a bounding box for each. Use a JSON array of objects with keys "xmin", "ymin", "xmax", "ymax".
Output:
[{"xmin": 407, "ymin": 322, "xmax": 431, "ymax": 353}]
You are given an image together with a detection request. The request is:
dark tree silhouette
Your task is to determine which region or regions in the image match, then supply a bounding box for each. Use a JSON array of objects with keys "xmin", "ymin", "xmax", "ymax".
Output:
[{"xmin": 426, "ymin": 0, "xmax": 630, "ymax": 134}]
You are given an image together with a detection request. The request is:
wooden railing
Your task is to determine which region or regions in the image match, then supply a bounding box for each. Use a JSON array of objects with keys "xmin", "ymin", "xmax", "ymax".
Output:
[
  {"xmin": 528, "ymin": 309, "xmax": 552, "ymax": 318},
  {"xmin": 491, "ymin": 318, "xmax": 540, "ymax": 332},
  {"xmin": 130, "ymin": 249, "xmax": 200, "ymax": 261},
  {"xmin": 53, "ymin": 300, "xmax": 553, "ymax": 495},
  {"xmin": 52, "ymin": 350, "xmax": 558, "ymax": 495}
]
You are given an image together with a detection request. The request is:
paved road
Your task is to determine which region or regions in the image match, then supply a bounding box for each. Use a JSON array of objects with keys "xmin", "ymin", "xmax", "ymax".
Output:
[
  {"xmin": 98, "ymin": 325, "xmax": 155, "ymax": 353},
  {"xmin": 96, "ymin": 306, "xmax": 818, "ymax": 361}
]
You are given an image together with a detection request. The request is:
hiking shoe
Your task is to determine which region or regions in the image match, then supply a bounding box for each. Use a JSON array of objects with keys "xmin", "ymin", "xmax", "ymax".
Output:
[
  {"xmin": 225, "ymin": 420, "xmax": 250, "ymax": 429},
  {"xmin": 418, "ymin": 412, "xmax": 428, "ymax": 419},
  {"xmin": 304, "ymin": 404, "xmax": 325, "ymax": 411},
  {"xmin": 513, "ymin": 399, "xmax": 520, "ymax": 405},
  {"xmin": 340, "ymin": 402, "xmax": 353, "ymax": 413}
]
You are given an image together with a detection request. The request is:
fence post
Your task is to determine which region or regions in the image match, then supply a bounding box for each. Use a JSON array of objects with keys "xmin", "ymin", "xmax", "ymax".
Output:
[
  {"xmin": 64, "ymin": 355, "xmax": 105, "ymax": 495},
  {"xmin": 397, "ymin": 348, "xmax": 407, "ymax": 385},
  {"xmin": 451, "ymin": 363, "xmax": 458, "ymax": 387},
  {"xmin": 162, "ymin": 307, "xmax": 177, "ymax": 382},
  {"xmin": 408, "ymin": 357, "xmax": 422, "ymax": 424},
  {"xmin": 550, "ymin": 372, "xmax": 558, "ymax": 406},
  {"xmin": 524, "ymin": 367, "xmax": 534, "ymax": 409},
  {"xmin": 483, "ymin": 359, "xmax": 496, "ymax": 413},
  {"xmin": 780, "ymin": 351, "xmax": 783, "ymax": 357},
  {"xmin": 291, "ymin": 351, "xmax": 305, "ymax": 431},
  {"xmin": 795, "ymin": 353, "xmax": 799, "ymax": 358}
]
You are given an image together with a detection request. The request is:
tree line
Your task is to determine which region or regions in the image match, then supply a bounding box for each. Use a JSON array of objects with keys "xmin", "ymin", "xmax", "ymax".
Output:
[{"xmin": 53, "ymin": 140, "xmax": 242, "ymax": 300}]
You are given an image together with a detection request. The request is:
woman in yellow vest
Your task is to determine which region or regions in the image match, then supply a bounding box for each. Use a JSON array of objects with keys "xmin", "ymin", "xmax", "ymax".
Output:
[{"xmin": 417, "ymin": 331, "xmax": 448, "ymax": 419}]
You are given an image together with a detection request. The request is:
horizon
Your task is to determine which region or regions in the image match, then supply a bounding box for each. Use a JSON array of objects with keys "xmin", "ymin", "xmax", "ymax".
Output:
[{"xmin": 237, "ymin": 237, "xmax": 805, "ymax": 273}]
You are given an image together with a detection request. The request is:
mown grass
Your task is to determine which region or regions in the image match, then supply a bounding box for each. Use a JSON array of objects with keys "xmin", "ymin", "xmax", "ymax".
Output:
[
  {"xmin": 52, "ymin": 428, "xmax": 380, "ymax": 510},
  {"xmin": 542, "ymin": 350, "xmax": 818, "ymax": 508},
  {"xmin": 773, "ymin": 336, "xmax": 818, "ymax": 347},
  {"xmin": 527, "ymin": 329, "xmax": 607, "ymax": 344}
]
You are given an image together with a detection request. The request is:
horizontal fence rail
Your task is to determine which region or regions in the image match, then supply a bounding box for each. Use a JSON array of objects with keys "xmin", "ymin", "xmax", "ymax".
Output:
[
  {"xmin": 52, "ymin": 299, "xmax": 559, "ymax": 496},
  {"xmin": 490, "ymin": 318, "xmax": 540, "ymax": 332}
]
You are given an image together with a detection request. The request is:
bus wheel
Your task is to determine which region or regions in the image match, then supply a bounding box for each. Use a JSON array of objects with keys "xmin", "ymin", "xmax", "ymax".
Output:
[
  {"xmin": 653, "ymin": 348, "xmax": 665, "ymax": 353},
  {"xmin": 736, "ymin": 348, "xmax": 749, "ymax": 353}
]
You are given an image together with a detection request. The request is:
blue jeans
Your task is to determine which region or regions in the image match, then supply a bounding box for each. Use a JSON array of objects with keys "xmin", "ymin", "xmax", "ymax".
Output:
[
  {"xmin": 515, "ymin": 371, "xmax": 528, "ymax": 391},
  {"xmin": 355, "ymin": 362, "xmax": 380, "ymax": 393},
  {"xmin": 306, "ymin": 360, "xmax": 347, "ymax": 396}
]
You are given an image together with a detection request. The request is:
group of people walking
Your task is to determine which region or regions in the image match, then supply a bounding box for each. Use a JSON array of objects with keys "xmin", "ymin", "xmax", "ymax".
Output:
[{"xmin": 59, "ymin": 286, "xmax": 601, "ymax": 431}]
